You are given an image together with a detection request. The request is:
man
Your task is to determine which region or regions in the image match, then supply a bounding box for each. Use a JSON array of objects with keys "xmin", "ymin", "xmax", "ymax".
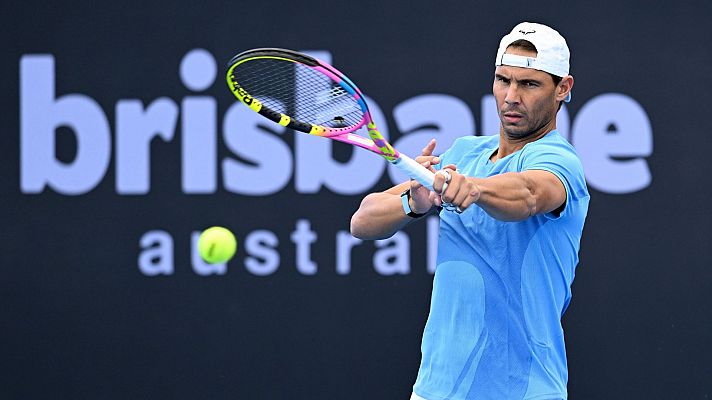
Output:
[{"xmin": 350, "ymin": 22, "xmax": 589, "ymax": 399}]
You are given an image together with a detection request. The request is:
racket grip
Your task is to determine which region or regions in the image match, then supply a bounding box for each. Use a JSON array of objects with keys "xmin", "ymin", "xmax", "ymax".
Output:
[{"xmin": 393, "ymin": 154, "xmax": 436, "ymax": 191}]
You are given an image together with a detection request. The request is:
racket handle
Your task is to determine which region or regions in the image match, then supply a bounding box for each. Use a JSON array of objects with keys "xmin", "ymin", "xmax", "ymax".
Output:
[{"xmin": 393, "ymin": 154, "xmax": 436, "ymax": 191}]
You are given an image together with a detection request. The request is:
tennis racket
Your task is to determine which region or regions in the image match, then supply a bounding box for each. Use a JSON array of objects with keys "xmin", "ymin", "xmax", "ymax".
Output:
[{"xmin": 225, "ymin": 48, "xmax": 436, "ymax": 190}]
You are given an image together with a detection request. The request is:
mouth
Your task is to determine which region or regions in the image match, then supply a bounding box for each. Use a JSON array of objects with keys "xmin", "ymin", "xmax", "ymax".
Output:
[{"xmin": 501, "ymin": 112, "xmax": 524, "ymax": 124}]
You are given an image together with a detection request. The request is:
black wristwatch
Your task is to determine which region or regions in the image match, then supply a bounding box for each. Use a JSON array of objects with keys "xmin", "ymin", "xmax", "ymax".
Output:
[{"xmin": 400, "ymin": 188, "xmax": 426, "ymax": 218}]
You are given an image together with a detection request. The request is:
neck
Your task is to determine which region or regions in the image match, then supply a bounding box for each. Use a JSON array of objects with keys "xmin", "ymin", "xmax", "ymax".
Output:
[{"xmin": 492, "ymin": 122, "xmax": 556, "ymax": 162}]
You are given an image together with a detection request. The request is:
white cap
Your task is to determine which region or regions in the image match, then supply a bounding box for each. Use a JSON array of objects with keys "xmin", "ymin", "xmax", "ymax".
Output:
[{"xmin": 495, "ymin": 22, "xmax": 571, "ymax": 102}]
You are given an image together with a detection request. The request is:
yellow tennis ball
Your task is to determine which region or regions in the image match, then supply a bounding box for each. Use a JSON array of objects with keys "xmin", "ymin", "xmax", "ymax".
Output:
[{"xmin": 198, "ymin": 226, "xmax": 237, "ymax": 264}]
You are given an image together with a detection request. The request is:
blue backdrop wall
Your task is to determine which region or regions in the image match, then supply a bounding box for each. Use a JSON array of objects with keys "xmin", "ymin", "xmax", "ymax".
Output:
[{"xmin": 3, "ymin": 0, "xmax": 711, "ymax": 398}]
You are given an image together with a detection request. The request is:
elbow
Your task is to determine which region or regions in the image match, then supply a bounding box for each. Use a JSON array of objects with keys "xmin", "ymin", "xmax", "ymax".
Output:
[
  {"xmin": 350, "ymin": 211, "xmax": 389, "ymax": 241},
  {"xmin": 349, "ymin": 191, "xmax": 403, "ymax": 240},
  {"xmin": 349, "ymin": 212, "xmax": 367, "ymax": 240},
  {"xmin": 350, "ymin": 193, "xmax": 381, "ymax": 240},
  {"xmin": 350, "ymin": 195, "xmax": 373, "ymax": 239},
  {"xmin": 350, "ymin": 208, "xmax": 397, "ymax": 241}
]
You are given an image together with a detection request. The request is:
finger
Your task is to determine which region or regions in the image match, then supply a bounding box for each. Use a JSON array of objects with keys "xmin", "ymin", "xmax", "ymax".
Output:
[
  {"xmin": 457, "ymin": 194, "xmax": 475, "ymax": 211},
  {"xmin": 455, "ymin": 180, "xmax": 481, "ymax": 212},
  {"xmin": 429, "ymin": 191, "xmax": 441, "ymax": 207},
  {"xmin": 434, "ymin": 169, "xmax": 451, "ymax": 194},
  {"xmin": 440, "ymin": 169, "xmax": 461, "ymax": 201},
  {"xmin": 439, "ymin": 169, "xmax": 452, "ymax": 183},
  {"xmin": 415, "ymin": 155, "xmax": 441, "ymax": 167},
  {"xmin": 441, "ymin": 171, "xmax": 450, "ymax": 194},
  {"xmin": 441, "ymin": 165, "xmax": 456, "ymax": 190},
  {"xmin": 419, "ymin": 159, "xmax": 440, "ymax": 174},
  {"xmin": 421, "ymin": 139, "xmax": 437, "ymax": 156},
  {"xmin": 452, "ymin": 182, "xmax": 471, "ymax": 207}
]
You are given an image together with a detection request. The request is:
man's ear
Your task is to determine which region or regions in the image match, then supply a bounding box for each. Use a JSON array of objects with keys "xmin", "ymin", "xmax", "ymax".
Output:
[{"xmin": 556, "ymin": 75, "xmax": 574, "ymax": 102}]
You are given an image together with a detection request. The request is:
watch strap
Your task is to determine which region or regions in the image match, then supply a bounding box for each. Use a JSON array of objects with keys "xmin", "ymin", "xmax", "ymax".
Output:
[{"xmin": 400, "ymin": 189, "xmax": 426, "ymax": 218}]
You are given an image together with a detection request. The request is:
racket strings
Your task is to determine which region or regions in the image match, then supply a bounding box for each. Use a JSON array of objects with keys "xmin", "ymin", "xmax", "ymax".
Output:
[
  {"xmin": 232, "ymin": 58, "xmax": 364, "ymax": 129},
  {"xmin": 234, "ymin": 59, "xmax": 296, "ymax": 111}
]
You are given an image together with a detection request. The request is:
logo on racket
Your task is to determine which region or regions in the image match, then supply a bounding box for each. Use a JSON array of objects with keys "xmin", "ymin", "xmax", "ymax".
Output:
[{"xmin": 230, "ymin": 77, "xmax": 254, "ymax": 105}]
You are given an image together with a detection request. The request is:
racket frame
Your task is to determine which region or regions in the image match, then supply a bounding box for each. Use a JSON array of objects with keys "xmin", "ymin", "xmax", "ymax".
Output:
[{"xmin": 226, "ymin": 48, "xmax": 436, "ymax": 190}]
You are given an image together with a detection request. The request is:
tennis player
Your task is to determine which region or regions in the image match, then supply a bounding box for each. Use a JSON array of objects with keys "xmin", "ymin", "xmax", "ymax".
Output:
[{"xmin": 351, "ymin": 22, "xmax": 589, "ymax": 399}]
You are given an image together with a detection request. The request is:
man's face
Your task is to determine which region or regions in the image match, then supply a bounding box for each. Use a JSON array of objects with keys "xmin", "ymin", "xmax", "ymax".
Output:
[{"xmin": 493, "ymin": 47, "xmax": 560, "ymax": 140}]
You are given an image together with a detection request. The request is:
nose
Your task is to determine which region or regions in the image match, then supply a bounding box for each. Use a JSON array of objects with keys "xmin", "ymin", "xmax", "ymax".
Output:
[{"xmin": 504, "ymin": 83, "xmax": 520, "ymax": 105}]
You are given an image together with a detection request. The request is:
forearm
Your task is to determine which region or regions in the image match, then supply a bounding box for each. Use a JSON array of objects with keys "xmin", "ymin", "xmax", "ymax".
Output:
[
  {"xmin": 473, "ymin": 172, "xmax": 538, "ymax": 221},
  {"xmin": 350, "ymin": 183, "xmax": 416, "ymax": 240},
  {"xmin": 351, "ymin": 139, "xmax": 447, "ymax": 239}
]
